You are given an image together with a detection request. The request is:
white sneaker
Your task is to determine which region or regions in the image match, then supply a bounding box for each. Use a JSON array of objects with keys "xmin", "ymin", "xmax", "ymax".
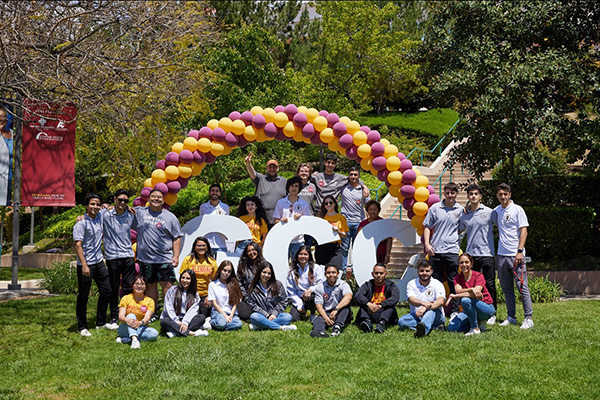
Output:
[
  {"xmin": 465, "ymin": 327, "xmax": 481, "ymax": 336},
  {"xmin": 520, "ymin": 317, "xmax": 534, "ymax": 330},
  {"xmin": 98, "ymin": 322, "xmax": 119, "ymax": 331},
  {"xmin": 194, "ymin": 329, "xmax": 209, "ymax": 337},
  {"xmin": 478, "ymin": 321, "xmax": 487, "ymax": 332},
  {"xmin": 487, "ymin": 315, "xmax": 496, "ymax": 325},
  {"xmin": 449, "ymin": 312, "xmax": 459, "ymax": 322},
  {"xmin": 80, "ymin": 329, "xmax": 92, "ymax": 337},
  {"xmin": 248, "ymin": 323, "xmax": 258, "ymax": 331},
  {"xmin": 280, "ymin": 325, "xmax": 297, "ymax": 331},
  {"xmin": 166, "ymin": 331, "xmax": 175, "ymax": 339},
  {"xmin": 202, "ymin": 317, "xmax": 212, "ymax": 330},
  {"xmin": 116, "ymin": 337, "xmax": 131, "ymax": 344},
  {"xmin": 130, "ymin": 338, "xmax": 141, "ymax": 349},
  {"xmin": 499, "ymin": 317, "xmax": 518, "ymax": 326}
]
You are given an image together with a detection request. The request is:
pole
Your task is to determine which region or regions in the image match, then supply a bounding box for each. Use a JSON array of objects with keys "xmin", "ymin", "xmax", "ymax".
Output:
[
  {"xmin": 29, "ymin": 207, "xmax": 34, "ymax": 245},
  {"xmin": 9, "ymin": 99, "xmax": 22, "ymax": 290}
]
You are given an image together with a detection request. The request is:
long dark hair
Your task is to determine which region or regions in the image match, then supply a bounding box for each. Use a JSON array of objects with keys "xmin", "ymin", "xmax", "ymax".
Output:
[
  {"xmin": 237, "ymin": 242, "xmax": 265, "ymax": 280},
  {"xmin": 318, "ymin": 195, "xmax": 339, "ymax": 218},
  {"xmin": 214, "ymin": 260, "xmax": 243, "ymax": 307},
  {"xmin": 190, "ymin": 236, "xmax": 214, "ymax": 263},
  {"xmin": 249, "ymin": 262, "xmax": 279, "ymax": 295},
  {"xmin": 174, "ymin": 269, "xmax": 198, "ymax": 315},
  {"xmin": 236, "ymin": 195, "xmax": 268, "ymax": 228},
  {"xmin": 290, "ymin": 245, "xmax": 315, "ymax": 285}
]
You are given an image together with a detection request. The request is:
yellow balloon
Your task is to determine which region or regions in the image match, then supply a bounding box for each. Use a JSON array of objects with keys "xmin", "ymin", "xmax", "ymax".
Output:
[
  {"xmin": 339, "ymin": 116, "xmax": 351, "ymax": 125},
  {"xmin": 191, "ymin": 162, "xmax": 204, "ymax": 176},
  {"xmin": 243, "ymin": 125, "xmax": 258, "ymax": 141},
  {"xmin": 250, "ymin": 106, "xmax": 264, "ymax": 115},
  {"xmin": 384, "ymin": 144, "xmax": 399, "ymax": 159},
  {"xmin": 389, "ymin": 184, "xmax": 401, "ymax": 197},
  {"xmin": 305, "ymin": 108, "xmax": 319, "ymax": 123},
  {"xmin": 297, "ymin": 106, "xmax": 308, "ymax": 114},
  {"xmin": 328, "ymin": 138, "xmax": 341, "ymax": 152},
  {"xmin": 164, "ymin": 165, "xmax": 180, "ymax": 180},
  {"xmin": 219, "ymin": 117, "xmax": 233, "ymax": 132},
  {"xmin": 415, "ymin": 168, "xmax": 422, "ymax": 177},
  {"xmin": 319, "ymin": 127, "xmax": 334, "ymax": 143},
  {"xmin": 144, "ymin": 178, "xmax": 153, "ymax": 188},
  {"xmin": 171, "ymin": 142, "xmax": 184, "ymax": 154},
  {"xmin": 221, "ymin": 144, "xmax": 232, "ymax": 155},
  {"xmin": 397, "ymin": 194, "xmax": 405, "ymax": 204},
  {"xmin": 302, "ymin": 135, "xmax": 311, "ymax": 144},
  {"xmin": 416, "ymin": 226, "xmax": 424, "ymax": 236},
  {"xmin": 183, "ymin": 137, "xmax": 197, "ymax": 152},
  {"xmin": 414, "ymin": 175, "xmax": 429, "ymax": 188},
  {"xmin": 231, "ymin": 119, "xmax": 246, "ymax": 135},
  {"xmin": 414, "ymin": 186, "xmax": 430, "ymax": 202},
  {"xmin": 353, "ymin": 131, "xmax": 368, "ymax": 146},
  {"xmin": 380, "ymin": 138, "xmax": 390, "ymax": 147},
  {"xmin": 256, "ymin": 128, "xmax": 268, "ymax": 142},
  {"xmin": 197, "ymin": 138, "xmax": 212, "ymax": 153},
  {"xmin": 210, "ymin": 142, "xmax": 224, "ymax": 156},
  {"xmin": 413, "ymin": 201, "xmax": 429, "ymax": 216},
  {"xmin": 410, "ymin": 215, "xmax": 426, "ymax": 229},
  {"xmin": 387, "ymin": 171, "xmax": 403, "ymax": 186},
  {"xmin": 164, "ymin": 192, "xmax": 178, "ymax": 206},
  {"xmin": 313, "ymin": 116, "xmax": 328, "ymax": 131},
  {"xmin": 151, "ymin": 169, "xmax": 167, "ymax": 183},
  {"xmin": 207, "ymin": 119, "xmax": 219, "ymax": 130},
  {"xmin": 283, "ymin": 121, "xmax": 296, "ymax": 137},
  {"xmin": 360, "ymin": 156, "xmax": 373, "ymax": 171},
  {"xmin": 263, "ymin": 108, "xmax": 276, "ymax": 123},
  {"xmin": 386, "ymin": 156, "xmax": 401, "ymax": 172},
  {"xmin": 274, "ymin": 112, "xmax": 289, "ymax": 128},
  {"xmin": 293, "ymin": 129, "xmax": 305, "ymax": 142},
  {"xmin": 347, "ymin": 120, "xmax": 360, "ymax": 135},
  {"xmin": 178, "ymin": 164, "xmax": 193, "ymax": 179},
  {"xmin": 370, "ymin": 167, "xmax": 378, "ymax": 176},
  {"xmin": 357, "ymin": 143, "xmax": 372, "ymax": 159}
]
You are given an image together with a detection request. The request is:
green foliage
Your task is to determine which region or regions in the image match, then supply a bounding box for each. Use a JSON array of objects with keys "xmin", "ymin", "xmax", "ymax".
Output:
[
  {"xmin": 360, "ymin": 109, "xmax": 460, "ymax": 137},
  {"xmin": 496, "ymin": 276, "xmax": 563, "ymax": 304},
  {"xmin": 40, "ymin": 261, "xmax": 84, "ymax": 295},
  {"xmin": 0, "ymin": 267, "xmax": 45, "ymax": 281},
  {"xmin": 530, "ymin": 256, "xmax": 600, "ymax": 272},
  {"xmin": 493, "ymin": 144, "xmax": 569, "ymax": 183},
  {"xmin": 17, "ymin": 206, "xmax": 85, "ymax": 252}
]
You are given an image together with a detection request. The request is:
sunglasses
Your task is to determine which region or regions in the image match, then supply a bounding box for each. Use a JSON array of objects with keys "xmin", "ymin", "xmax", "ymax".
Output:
[
  {"xmin": 116, "ymin": 198, "xmax": 129, "ymax": 203},
  {"xmin": 324, "ymin": 202, "xmax": 334, "ymax": 206}
]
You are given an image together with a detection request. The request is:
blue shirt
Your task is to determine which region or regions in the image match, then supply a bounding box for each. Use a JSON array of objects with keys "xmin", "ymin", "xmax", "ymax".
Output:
[
  {"xmin": 459, "ymin": 204, "xmax": 495, "ymax": 257},
  {"xmin": 73, "ymin": 213, "xmax": 104, "ymax": 265},
  {"xmin": 423, "ymin": 199, "xmax": 462, "ymax": 254},
  {"xmin": 132, "ymin": 207, "xmax": 182, "ymax": 264},
  {"xmin": 100, "ymin": 208, "xmax": 135, "ymax": 260}
]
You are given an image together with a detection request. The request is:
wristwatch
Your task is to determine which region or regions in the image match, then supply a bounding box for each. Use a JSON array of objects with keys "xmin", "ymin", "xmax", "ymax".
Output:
[{"xmin": 517, "ymin": 249, "xmax": 524, "ymax": 253}]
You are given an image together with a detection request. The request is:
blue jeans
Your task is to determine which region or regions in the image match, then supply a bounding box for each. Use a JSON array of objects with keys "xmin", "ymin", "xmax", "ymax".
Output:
[
  {"xmin": 448, "ymin": 298, "xmax": 496, "ymax": 332},
  {"xmin": 210, "ymin": 309, "xmax": 242, "ymax": 331},
  {"xmin": 341, "ymin": 222, "xmax": 360, "ymax": 271},
  {"xmin": 117, "ymin": 314, "xmax": 159, "ymax": 342},
  {"xmin": 398, "ymin": 309, "xmax": 445, "ymax": 336},
  {"xmin": 249, "ymin": 312, "xmax": 292, "ymax": 330}
]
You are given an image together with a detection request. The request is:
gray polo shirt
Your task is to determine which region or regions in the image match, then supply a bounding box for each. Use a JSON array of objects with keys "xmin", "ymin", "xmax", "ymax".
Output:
[
  {"xmin": 341, "ymin": 184, "xmax": 369, "ymax": 224},
  {"xmin": 252, "ymin": 172, "xmax": 287, "ymax": 224},
  {"xmin": 132, "ymin": 207, "xmax": 183, "ymax": 264},
  {"xmin": 423, "ymin": 199, "xmax": 462, "ymax": 254},
  {"xmin": 459, "ymin": 205, "xmax": 495, "ymax": 257},
  {"xmin": 314, "ymin": 279, "xmax": 352, "ymax": 311},
  {"xmin": 73, "ymin": 213, "xmax": 104, "ymax": 265},
  {"xmin": 100, "ymin": 208, "xmax": 135, "ymax": 260},
  {"xmin": 311, "ymin": 172, "xmax": 348, "ymax": 211}
]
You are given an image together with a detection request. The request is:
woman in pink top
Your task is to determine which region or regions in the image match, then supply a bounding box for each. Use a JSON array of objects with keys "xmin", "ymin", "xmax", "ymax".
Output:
[{"xmin": 446, "ymin": 253, "xmax": 496, "ymax": 336}]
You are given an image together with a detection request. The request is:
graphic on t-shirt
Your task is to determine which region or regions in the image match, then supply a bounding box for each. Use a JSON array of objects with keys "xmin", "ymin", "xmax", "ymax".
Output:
[
  {"xmin": 318, "ymin": 181, "xmax": 324, "ymax": 187},
  {"xmin": 425, "ymin": 288, "xmax": 433, "ymax": 297},
  {"xmin": 371, "ymin": 285, "xmax": 386, "ymax": 304}
]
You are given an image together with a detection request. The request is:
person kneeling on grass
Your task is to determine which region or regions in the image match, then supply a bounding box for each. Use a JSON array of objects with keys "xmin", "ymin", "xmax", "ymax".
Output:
[
  {"xmin": 310, "ymin": 264, "xmax": 353, "ymax": 338},
  {"xmin": 160, "ymin": 269, "xmax": 209, "ymax": 338},
  {"xmin": 354, "ymin": 263, "xmax": 399, "ymax": 333},
  {"xmin": 208, "ymin": 261, "xmax": 243, "ymax": 331},
  {"xmin": 247, "ymin": 262, "xmax": 296, "ymax": 331},
  {"xmin": 398, "ymin": 260, "xmax": 446, "ymax": 338},
  {"xmin": 116, "ymin": 275, "xmax": 159, "ymax": 349},
  {"xmin": 447, "ymin": 253, "xmax": 496, "ymax": 336}
]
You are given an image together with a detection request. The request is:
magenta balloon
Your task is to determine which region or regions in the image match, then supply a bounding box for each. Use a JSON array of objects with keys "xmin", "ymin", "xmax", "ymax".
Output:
[
  {"xmin": 371, "ymin": 142, "xmax": 385, "ymax": 157},
  {"xmin": 293, "ymin": 112, "xmax": 308, "ymax": 128},
  {"xmin": 225, "ymin": 132, "xmax": 238, "ymax": 147},
  {"xmin": 346, "ymin": 145, "xmax": 358, "ymax": 160},
  {"xmin": 401, "ymin": 184, "xmax": 416, "ymax": 198},
  {"xmin": 319, "ymin": 110, "xmax": 329, "ymax": 118},
  {"xmin": 193, "ymin": 150, "xmax": 206, "ymax": 164},
  {"xmin": 407, "ymin": 210, "xmax": 415, "ymax": 220},
  {"xmin": 398, "ymin": 152, "xmax": 406, "ymax": 161},
  {"xmin": 310, "ymin": 134, "xmax": 322, "ymax": 145},
  {"xmin": 326, "ymin": 113, "xmax": 339, "ymax": 128},
  {"xmin": 187, "ymin": 129, "xmax": 199, "ymax": 140},
  {"xmin": 333, "ymin": 122, "xmax": 347, "ymax": 137},
  {"xmin": 377, "ymin": 169, "xmax": 389, "ymax": 182},
  {"xmin": 212, "ymin": 127, "xmax": 226, "ymax": 142},
  {"xmin": 402, "ymin": 169, "xmax": 417, "ymax": 185},
  {"xmin": 426, "ymin": 194, "xmax": 441, "ymax": 207},
  {"xmin": 237, "ymin": 135, "xmax": 249, "ymax": 147},
  {"xmin": 252, "ymin": 114, "xmax": 266, "ymax": 130},
  {"xmin": 140, "ymin": 187, "xmax": 151, "ymax": 200},
  {"xmin": 133, "ymin": 197, "xmax": 143, "ymax": 207},
  {"xmin": 165, "ymin": 152, "xmax": 180, "ymax": 166},
  {"xmin": 204, "ymin": 153, "xmax": 216, "ymax": 164},
  {"xmin": 177, "ymin": 176, "xmax": 189, "ymax": 188},
  {"xmin": 402, "ymin": 197, "xmax": 415, "ymax": 211},
  {"xmin": 372, "ymin": 156, "xmax": 387, "ymax": 171},
  {"xmin": 167, "ymin": 180, "xmax": 181, "ymax": 194},
  {"xmin": 228, "ymin": 111, "xmax": 241, "ymax": 121},
  {"xmin": 198, "ymin": 126, "xmax": 212, "ymax": 139},
  {"xmin": 264, "ymin": 122, "xmax": 278, "ymax": 138},
  {"xmin": 385, "ymin": 181, "xmax": 391, "ymax": 188},
  {"xmin": 360, "ymin": 125, "xmax": 371, "ymax": 134},
  {"xmin": 367, "ymin": 130, "xmax": 381, "ymax": 145},
  {"xmin": 241, "ymin": 111, "xmax": 254, "ymax": 125},
  {"xmin": 284, "ymin": 104, "xmax": 298, "ymax": 119},
  {"xmin": 274, "ymin": 105, "xmax": 285, "ymax": 113},
  {"xmin": 302, "ymin": 123, "xmax": 316, "ymax": 138},
  {"xmin": 275, "ymin": 129, "xmax": 286, "ymax": 141},
  {"xmin": 155, "ymin": 159, "xmax": 166, "ymax": 170},
  {"xmin": 339, "ymin": 134, "xmax": 354, "ymax": 149},
  {"xmin": 400, "ymin": 158, "xmax": 413, "ymax": 172},
  {"xmin": 154, "ymin": 182, "xmax": 168, "ymax": 194},
  {"xmin": 179, "ymin": 149, "xmax": 194, "ymax": 164},
  {"xmin": 427, "ymin": 185, "xmax": 435, "ymax": 195}
]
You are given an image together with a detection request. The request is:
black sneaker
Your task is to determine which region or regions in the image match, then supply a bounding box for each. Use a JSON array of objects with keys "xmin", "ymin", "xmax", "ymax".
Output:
[
  {"xmin": 414, "ymin": 321, "xmax": 427, "ymax": 338},
  {"xmin": 360, "ymin": 321, "xmax": 373, "ymax": 333},
  {"xmin": 331, "ymin": 325, "xmax": 341, "ymax": 336},
  {"xmin": 148, "ymin": 313, "xmax": 159, "ymax": 324},
  {"xmin": 436, "ymin": 324, "xmax": 446, "ymax": 332},
  {"xmin": 374, "ymin": 322, "xmax": 385, "ymax": 334},
  {"xmin": 309, "ymin": 330, "xmax": 330, "ymax": 338}
]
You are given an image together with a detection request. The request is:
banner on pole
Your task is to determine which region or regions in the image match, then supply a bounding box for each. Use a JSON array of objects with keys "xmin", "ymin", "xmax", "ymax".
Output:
[{"xmin": 21, "ymin": 99, "xmax": 77, "ymax": 207}]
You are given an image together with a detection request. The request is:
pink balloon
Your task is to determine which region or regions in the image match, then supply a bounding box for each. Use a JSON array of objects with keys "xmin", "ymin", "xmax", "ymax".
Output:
[
  {"xmin": 237, "ymin": 135, "xmax": 249, "ymax": 147},
  {"xmin": 140, "ymin": 187, "xmax": 151, "ymax": 201},
  {"xmin": 155, "ymin": 159, "xmax": 166, "ymax": 170},
  {"xmin": 212, "ymin": 127, "xmax": 226, "ymax": 142},
  {"xmin": 402, "ymin": 169, "xmax": 417, "ymax": 185},
  {"xmin": 187, "ymin": 129, "xmax": 199, "ymax": 140},
  {"xmin": 167, "ymin": 180, "xmax": 181, "ymax": 194},
  {"xmin": 427, "ymin": 185, "xmax": 435, "ymax": 195},
  {"xmin": 333, "ymin": 122, "xmax": 347, "ymax": 137},
  {"xmin": 199, "ymin": 127, "xmax": 212, "ymax": 139},
  {"xmin": 228, "ymin": 111, "xmax": 241, "ymax": 121},
  {"xmin": 154, "ymin": 182, "xmax": 168, "ymax": 194},
  {"xmin": 400, "ymin": 158, "xmax": 413, "ymax": 172},
  {"xmin": 275, "ymin": 129, "xmax": 286, "ymax": 141},
  {"xmin": 372, "ymin": 156, "xmax": 387, "ymax": 171},
  {"xmin": 177, "ymin": 177, "xmax": 189, "ymax": 188},
  {"xmin": 133, "ymin": 197, "xmax": 143, "ymax": 207},
  {"xmin": 371, "ymin": 142, "xmax": 385, "ymax": 157},
  {"xmin": 179, "ymin": 149, "xmax": 194, "ymax": 164},
  {"xmin": 193, "ymin": 150, "xmax": 206, "ymax": 164},
  {"xmin": 225, "ymin": 132, "xmax": 238, "ymax": 147},
  {"xmin": 293, "ymin": 112, "xmax": 308, "ymax": 128},
  {"xmin": 346, "ymin": 145, "xmax": 358, "ymax": 160},
  {"xmin": 367, "ymin": 130, "xmax": 381, "ymax": 145},
  {"xmin": 402, "ymin": 197, "xmax": 415, "ymax": 211},
  {"xmin": 302, "ymin": 123, "xmax": 315, "ymax": 138},
  {"xmin": 401, "ymin": 185, "xmax": 416, "ymax": 199},
  {"xmin": 426, "ymin": 194, "xmax": 441, "ymax": 207},
  {"xmin": 327, "ymin": 113, "xmax": 339, "ymax": 128},
  {"xmin": 360, "ymin": 125, "xmax": 371, "ymax": 134},
  {"xmin": 274, "ymin": 105, "xmax": 285, "ymax": 113},
  {"xmin": 165, "ymin": 152, "xmax": 179, "ymax": 165},
  {"xmin": 319, "ymin": 110, "xmax": 329, "ymax": 118},
  {"xmin": 339, "ymin": 134, "xmax": 354, "ymax": 149},
  {"xmin": 310, "ymin": 134, "xmax": 322, "ymax": 145},
  {"xmin": 398, "ymin": 152, "xmax": 406, "ymax": 160},
  {"xmin": 252, "ymin": 114, "xmax": 266, "ymax": 130},
  {"xmin": 264, "ymin": 122, "xmax": 278, "ymax": 138},
  {"xmin": 241, "ymin": 111, "xmax": 254, "ymax": 125},
  {"xmin": 377, "ymin": 169, "xmax": 389, "ymax": 182},
  {"xmin": 284, "ymin": 104, "xmax": 298, "ymax": 119},
  {"xmin": 204, "ymin": 153, "xmax": 216, "ymax": 164}
]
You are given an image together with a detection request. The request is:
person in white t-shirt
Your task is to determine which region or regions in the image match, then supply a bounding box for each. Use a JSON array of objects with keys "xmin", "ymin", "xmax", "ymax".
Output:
[
  {"xmin": 199, "ymin": 183, "xmax": 230, "ymax": 254},
  {"xmin": 208, "ymin": 260, "xmax": 243, "ymax": 331}
]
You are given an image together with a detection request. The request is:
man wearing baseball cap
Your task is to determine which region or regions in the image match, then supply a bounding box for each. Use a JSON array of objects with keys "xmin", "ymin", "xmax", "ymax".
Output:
[{"xmin": 244, "ymin": 152, "xmax": 287, "ymax": 227}]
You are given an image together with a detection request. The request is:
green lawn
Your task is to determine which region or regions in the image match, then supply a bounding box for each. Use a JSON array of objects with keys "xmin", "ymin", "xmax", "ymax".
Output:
[
  {"xmin": 0, "ymin": 296, "xmax": 598, "ymax": 399},
  {"xmin": 360, "ymin": 108, "xmax": 460, "ymax": 137},
  {"xmin": 0, "ymin": 267, "xmax": 45, "ymax": 281}
]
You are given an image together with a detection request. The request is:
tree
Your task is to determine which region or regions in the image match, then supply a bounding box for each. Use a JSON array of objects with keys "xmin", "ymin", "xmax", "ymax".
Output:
[{"xmin": 421, "ymin": 1, "xmax": 600, "ymax": 180}]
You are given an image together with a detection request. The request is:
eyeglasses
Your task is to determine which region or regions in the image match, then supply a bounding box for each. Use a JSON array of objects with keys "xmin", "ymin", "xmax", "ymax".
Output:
[{"xmin": 116, "ymin": 198, "xmax": 128, "ymax": 203}]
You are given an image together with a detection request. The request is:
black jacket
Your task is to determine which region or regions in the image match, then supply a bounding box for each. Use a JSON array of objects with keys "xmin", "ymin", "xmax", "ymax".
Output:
[{"xmin": 354, "ymin": 279, "xmax": 399, "ymax": 309}]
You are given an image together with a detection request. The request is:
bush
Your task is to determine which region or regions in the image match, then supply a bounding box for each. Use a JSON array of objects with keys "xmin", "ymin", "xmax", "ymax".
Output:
[
  {"xmin": 495, "ymin": 275, "xmax": 563, "ymax": 304},
  {"xmin": 40, "ymin": 260, "xmax": 98, "ymax": 295}
]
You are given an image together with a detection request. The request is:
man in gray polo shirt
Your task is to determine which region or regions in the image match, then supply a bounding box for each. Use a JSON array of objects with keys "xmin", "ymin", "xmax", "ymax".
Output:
[
  {"xmin": 244, "ymin": 152, "xmax": 287, "ymax": 226},
  {"xmin": 340, "ymin": 166, "xmax": 370, "ymax": 273},
  {"xmin": 423, "ymin": 182, "xmax": 462, "ymax": 317},
  {"xmin": 310, "ymin": 264, "xmax": 353, "ymax": 338},
  {"xmin": 73, "ymin": 193, "xmax": 113, "ymax": 337},
  {"xmin": 132, "ymin": 189, "xmax": 182, "ymax": 315}
]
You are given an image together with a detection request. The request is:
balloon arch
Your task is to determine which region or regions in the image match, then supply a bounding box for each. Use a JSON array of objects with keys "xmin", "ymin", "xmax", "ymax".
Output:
[{"xmin": 134, "ymin": 104, "xmax": 441, "ymax": 235}]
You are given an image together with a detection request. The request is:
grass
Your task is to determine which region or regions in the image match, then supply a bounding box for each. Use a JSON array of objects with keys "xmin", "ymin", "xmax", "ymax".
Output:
[
  {"xmin": 1, "ymin": 296, "xmax": 599, "ymax": 399},
  {"xmin": 0, "ymin": 267, "xmax": 45, "ymax": 281},
  {"xmin": 360, "ymin": 108, "xmax": 460, "ymax": 137}
]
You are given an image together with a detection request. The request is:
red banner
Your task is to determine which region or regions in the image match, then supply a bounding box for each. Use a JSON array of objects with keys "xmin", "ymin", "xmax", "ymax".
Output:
[{"xmin": 21, "ymin": 99, "xmax": 77, "ymax": 207}]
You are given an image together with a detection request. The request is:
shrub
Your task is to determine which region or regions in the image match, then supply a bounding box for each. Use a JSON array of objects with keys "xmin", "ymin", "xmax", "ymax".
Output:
[
  {"xmin": 40, "ymin": 260, "xmax": 98, "ymax": 296},
  {"xmin": 495, "ymin": 275, "xmax": 563, "ymax": 304}
]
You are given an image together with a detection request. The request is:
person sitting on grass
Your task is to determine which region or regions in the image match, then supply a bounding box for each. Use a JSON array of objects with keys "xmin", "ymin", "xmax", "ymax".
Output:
[
  {"xmin": 286, "ymin": 246, "xmax": 325, "ymax": 322},
  {"xmin": 160, "ymin": 269, "xmax": 209, "ymax": 338},
  {"xmin": 310, "ymin": 264, "xmax": 353, "ymax": 338},
  {"xmin": 236, "ymin": 242, "xmax": 266, "ymax": 321},
  {"xmin": 398, "ymin": 259, "xmax": 446, "ymax": 338},
  {"xmin": 116, "ymin": 275, "xmax": 159, "ymax": 349},
  {"xmin": 447, "ymin": 253, "xmax": 496, "ymax": 336},
  {"xmin": 208, "ymin": 260, "xmax": 243, "ymax": 331},
  {"xmin": 354, "ymin": 263, "xmax": 399, "ymax": 333},
  {"xmin": 247, "ymin": 262, "xmax": 296, "ymax": 331}
]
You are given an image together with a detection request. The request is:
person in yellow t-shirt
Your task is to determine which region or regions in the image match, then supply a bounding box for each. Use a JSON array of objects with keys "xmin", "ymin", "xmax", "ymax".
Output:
[
  {"xmin": 314, "ymin": 195, "xmax": 348, "ymax": 269},
  {"xmin": 117, "ymin": 275, "xmax": 158, "ymax": 349},
  {"xmin": 180, "ymin": 236, "xmax": 218, "ymax": 323},
  {"xmin": 235, "ymin": 196, "xmax": 269, "ymax": 252}
]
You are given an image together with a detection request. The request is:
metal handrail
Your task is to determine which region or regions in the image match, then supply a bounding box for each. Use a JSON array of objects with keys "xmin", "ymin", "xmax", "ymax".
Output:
[{"xmin": 406, "ymin": 118, "xmax": 460, "ymax": 166}]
